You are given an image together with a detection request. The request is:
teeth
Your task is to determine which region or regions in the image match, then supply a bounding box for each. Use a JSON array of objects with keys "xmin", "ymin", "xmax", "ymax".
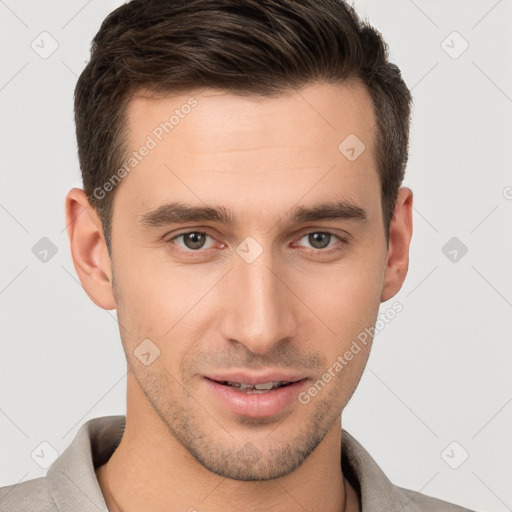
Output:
[
  {"xmin": 223, "ymin": 381, "xmax": 289, "ymax": 390},
  {"xmin": 254, "ymin": 382, "xmax": 278, "ymax": 390}
]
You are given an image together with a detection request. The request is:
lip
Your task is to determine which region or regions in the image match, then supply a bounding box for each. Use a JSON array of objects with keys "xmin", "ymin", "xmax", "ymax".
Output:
[
  {"xmin": 203, "ymin": 371, "xmax": 309, "ymax": 418},
  {"xmin": 204, "ymin": 371, "xmax": 308, "ymax": 386}
]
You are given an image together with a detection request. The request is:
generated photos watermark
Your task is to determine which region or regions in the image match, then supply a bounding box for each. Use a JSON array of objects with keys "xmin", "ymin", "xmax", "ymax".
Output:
[
  {"xmin": 298, "ymin": 301, "xmax": 403, "ymax": 405},
  {"xmin": 93, "ymin": 96, "xmax": 198, "ymax": 201}
]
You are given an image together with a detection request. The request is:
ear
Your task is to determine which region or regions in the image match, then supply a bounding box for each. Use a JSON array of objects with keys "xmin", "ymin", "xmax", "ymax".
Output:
[
  {"xmin": 65, "ymin": 188, "xmax": 116, "ymax": 310},
  {"xmin": 380, "ymin": 187, "xmax": 413, "ymax": 303}
]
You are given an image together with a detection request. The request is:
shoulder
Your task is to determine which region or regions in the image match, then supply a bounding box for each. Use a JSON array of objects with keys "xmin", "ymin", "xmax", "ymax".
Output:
[
  {"xmin": 341, "ymin": 429, "xmax": 478, "ymax": 512},
  {"xmin": 0, "ymin": 477, "xmax": 57, "ymax": 512},
  {"xmin": 396, "ymin": 484, "xmax": 477, "ymax": 511}
]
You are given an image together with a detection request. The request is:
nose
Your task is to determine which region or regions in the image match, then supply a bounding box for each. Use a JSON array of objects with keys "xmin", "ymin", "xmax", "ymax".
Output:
[{"xmin": 219, "ymin": 245, "xmax": 297, "ymax": 355}]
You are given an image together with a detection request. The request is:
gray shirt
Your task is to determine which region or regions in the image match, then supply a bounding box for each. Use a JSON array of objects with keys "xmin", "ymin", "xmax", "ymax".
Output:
[{"xmin": 0, "ymin": 415, "xmax": 476, "ymax": 511}]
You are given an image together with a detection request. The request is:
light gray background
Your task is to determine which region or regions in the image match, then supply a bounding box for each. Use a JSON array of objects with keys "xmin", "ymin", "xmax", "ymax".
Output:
[{"xmin": 1, "ymin": 1, "xmax": 511, "ymax": 510}]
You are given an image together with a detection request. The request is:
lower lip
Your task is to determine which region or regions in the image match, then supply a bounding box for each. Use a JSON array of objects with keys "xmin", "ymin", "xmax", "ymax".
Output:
[{"xmin": 204, "ymin": 378, "xmax": 309, "ymax": 418}]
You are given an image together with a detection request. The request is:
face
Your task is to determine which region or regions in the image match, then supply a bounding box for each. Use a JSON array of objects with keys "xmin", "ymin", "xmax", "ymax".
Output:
[{"xmin": 94, "ymin": 81, "xmax": 396, "ymax": 480}]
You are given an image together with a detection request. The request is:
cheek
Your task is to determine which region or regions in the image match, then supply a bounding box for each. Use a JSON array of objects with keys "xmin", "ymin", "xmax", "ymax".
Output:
[
  {"xmin": 304, "ymin": 272, "xmax": 378, "ymax": 408},
  {"xmin": 296, "ymin": 254, "xmax": 384, "ymax": 332},
  {"xmin": 112, "ymin": 249, "xmax": 225, "ymax": 353}
]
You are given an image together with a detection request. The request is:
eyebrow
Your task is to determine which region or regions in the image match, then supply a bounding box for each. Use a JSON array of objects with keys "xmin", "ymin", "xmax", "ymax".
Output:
[{"xmin": 137, "ymin": 199, "xmax": 368, "ymax": 229}]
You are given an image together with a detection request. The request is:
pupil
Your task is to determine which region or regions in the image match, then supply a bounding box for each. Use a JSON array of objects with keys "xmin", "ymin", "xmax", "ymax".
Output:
[
  {"xmin": 309, "ymin": 232, "xmax": 330, "ymax": 249},
  {"xmin": 185, "ymin": 232, "xmax": 205, "ymax": 250}
]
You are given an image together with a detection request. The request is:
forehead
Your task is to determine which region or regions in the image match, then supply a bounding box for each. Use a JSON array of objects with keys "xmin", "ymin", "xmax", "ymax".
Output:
[
  {"xmin": 113, "ymin": 81, "xmax": 380, "ymax": 228},
  {"xmin": 125, "ymin": 81, "xmax": 376, "ymax": 155}
]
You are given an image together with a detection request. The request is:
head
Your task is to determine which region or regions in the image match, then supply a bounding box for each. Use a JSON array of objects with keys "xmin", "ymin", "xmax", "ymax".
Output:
[{"xmin": 67, "ymin": 0, "xmax": 413, "ymax": 481}]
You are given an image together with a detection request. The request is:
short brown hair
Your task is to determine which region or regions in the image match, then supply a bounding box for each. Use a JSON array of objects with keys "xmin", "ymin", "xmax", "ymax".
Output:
[{"xmin": 74, "ymin": 0, "xmax": 412, "ymax": 255}]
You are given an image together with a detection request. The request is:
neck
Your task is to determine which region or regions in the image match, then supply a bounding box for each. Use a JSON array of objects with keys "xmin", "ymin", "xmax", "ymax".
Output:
[{"xmin": 96, "ymin": 376, "xmax": 359, "ymax": 512}]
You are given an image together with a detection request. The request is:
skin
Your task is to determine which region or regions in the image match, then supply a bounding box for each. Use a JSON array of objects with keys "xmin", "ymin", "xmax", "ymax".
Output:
[{"xmin": 66, "ymin": 80, "xmax": 413, "ymax": 512}]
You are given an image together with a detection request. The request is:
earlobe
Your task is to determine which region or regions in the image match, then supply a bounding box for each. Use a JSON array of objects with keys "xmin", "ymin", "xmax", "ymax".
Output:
[
  {"xmin": 380, "ymin": 187, "xmax": 414, "ymax": 303},
  {"xmin": 65, "ymin": 188, "xmax": 116, "ymax": 310}
]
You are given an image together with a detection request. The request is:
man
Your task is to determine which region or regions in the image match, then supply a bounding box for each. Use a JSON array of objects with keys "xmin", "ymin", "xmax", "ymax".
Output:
[{"xmin": 0, "ymin": 0, "xmax": 477, "ymax": 510}]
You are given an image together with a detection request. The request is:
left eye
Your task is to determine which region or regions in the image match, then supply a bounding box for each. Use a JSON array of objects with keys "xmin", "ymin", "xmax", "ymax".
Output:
[
  {"xmin": 296, "ymin": 232, "xmax": 342, "ymax": 250},
  {"xmin": 172, "ymin": 232, "xmax": 216, "ymax": 251}
]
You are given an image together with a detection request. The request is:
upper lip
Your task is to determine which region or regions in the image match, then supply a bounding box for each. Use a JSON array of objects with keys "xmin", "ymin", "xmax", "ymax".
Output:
[{"xmin": 204, "ymin": 371, "xmax": 308, "ymax": 385}]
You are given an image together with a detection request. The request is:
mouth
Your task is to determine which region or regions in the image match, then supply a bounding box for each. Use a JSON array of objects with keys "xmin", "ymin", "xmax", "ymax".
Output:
[
  {"xmin": 203, "ymin": 373, "xmax": 309, "ymax": 417},
  {"xmin": 205, "ymin": 378, "xmax": 300, "ymax": 393}
]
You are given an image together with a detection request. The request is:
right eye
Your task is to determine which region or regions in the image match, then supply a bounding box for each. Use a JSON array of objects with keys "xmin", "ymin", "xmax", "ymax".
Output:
[{"xmin": 169, "ymin": 231, "xmax": 217, "ymax": 252}]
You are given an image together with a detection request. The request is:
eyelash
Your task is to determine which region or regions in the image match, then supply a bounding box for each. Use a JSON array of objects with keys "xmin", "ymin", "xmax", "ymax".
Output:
[{"xmin": 165, "ymin": 230, "xmax": 349, "ymax": 257}]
